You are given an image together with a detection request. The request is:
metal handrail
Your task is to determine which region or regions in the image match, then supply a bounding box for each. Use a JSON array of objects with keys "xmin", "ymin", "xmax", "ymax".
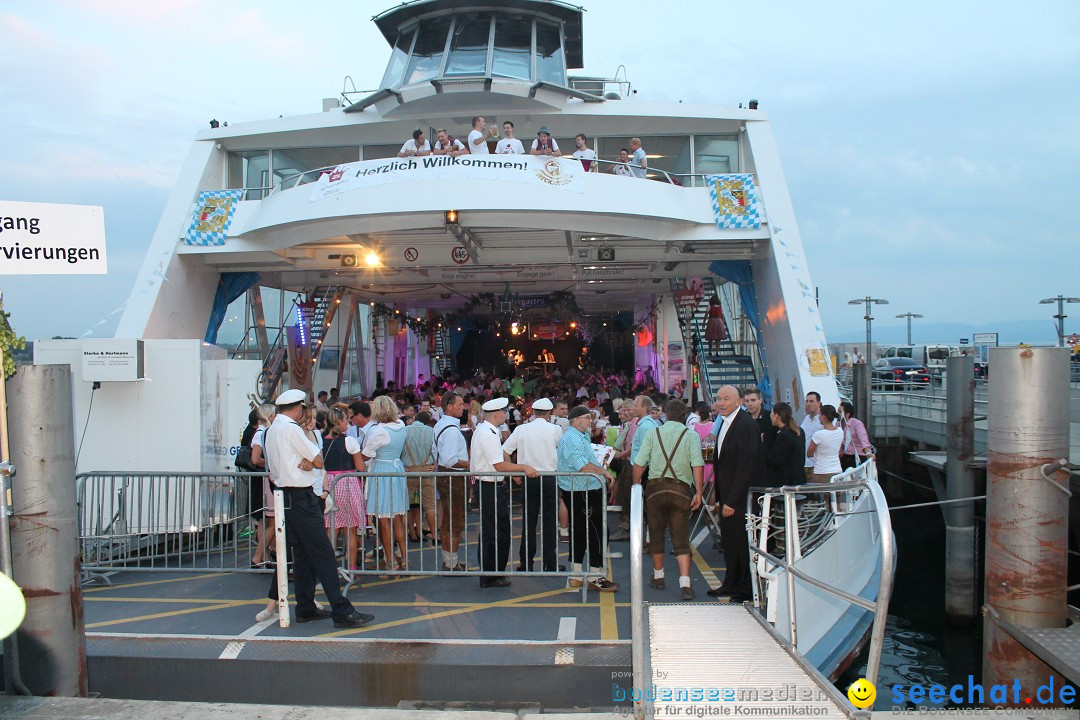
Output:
[
  {"xmin": 267, "ymin": 158, "xmax": 732, "ymax": 195},
  {"xmin": 629, "ymin": 482, "xmax": 644, "ymax": 720},
  {"xmin": 747, "ymin": 462, "xmax": 894, "ymax": 690}
]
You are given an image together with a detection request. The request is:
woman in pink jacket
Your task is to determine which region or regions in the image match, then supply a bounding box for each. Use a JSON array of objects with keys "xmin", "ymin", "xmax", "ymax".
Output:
[{"xmin": 838, "ymin": 401, "xmax": 874, "ymax": 469}]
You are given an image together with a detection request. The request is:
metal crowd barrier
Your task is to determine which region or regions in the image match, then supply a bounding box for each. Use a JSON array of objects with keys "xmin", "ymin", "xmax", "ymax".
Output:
[
  {"xmin": 76, "ymin": 470, "xmax": 613, "ymax": 600},
  {"xmin": 76, "ymin": 471, "xmax": 269, "ymax": 581},
  {"xmin": 326, "ymin": 470, "xmax": 610, "ymax": 602}
]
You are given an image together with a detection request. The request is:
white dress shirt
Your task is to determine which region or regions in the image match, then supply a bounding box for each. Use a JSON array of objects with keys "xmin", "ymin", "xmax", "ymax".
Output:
[
  {"xmin": 502, "ymin": 417, "xmax": 563, "ymax": 473},
  {"xmin": 432, "ymin": 414, "xmax": 468, "ymax": 467},
  {"xmin": 262, "ymin": 415, "xmax": 320, "ymax": 488},
  {"xmin": 470, "ymin": 420, "xmax": 505, "ymax": 480}
]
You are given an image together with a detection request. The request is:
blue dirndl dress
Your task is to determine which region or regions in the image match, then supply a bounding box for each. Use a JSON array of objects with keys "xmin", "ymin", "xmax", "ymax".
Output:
[{"xmin": 364, "ymin": 424, "xmax": 409, "ymax": 518}]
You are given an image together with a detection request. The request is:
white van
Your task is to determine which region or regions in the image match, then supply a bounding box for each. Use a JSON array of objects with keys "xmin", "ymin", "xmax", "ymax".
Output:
[{"xmin": 879, "ymin": 344, "xmax": 961, "ymax": 371}]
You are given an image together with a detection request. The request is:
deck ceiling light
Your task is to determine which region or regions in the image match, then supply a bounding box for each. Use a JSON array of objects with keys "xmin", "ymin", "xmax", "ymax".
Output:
[
  {"xmin": 364, "ymin": 250, "xmax": 381, "ymax": 267},
  {"xmin": 445, "ymin": 210, "xmax": 458, "ymax": 224}
]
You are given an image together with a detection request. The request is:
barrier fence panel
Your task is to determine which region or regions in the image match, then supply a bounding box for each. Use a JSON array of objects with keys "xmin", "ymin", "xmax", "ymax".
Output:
[
  {"xmin": 326, "ymin": 471, "xmax": 608, "ymax": 602},
  {"xmin": 77, "ymin": 471, "xmax": 268, "ymax": 577},
  {"xmin": 76, "ymin": 470, "xmax": 611, "ymax": 602}
]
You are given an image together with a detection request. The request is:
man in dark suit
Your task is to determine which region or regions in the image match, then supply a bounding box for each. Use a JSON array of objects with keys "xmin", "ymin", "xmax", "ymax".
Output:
[{"xmin": 707, "ymin": 385, "xmax": 766, "ymax": 603}]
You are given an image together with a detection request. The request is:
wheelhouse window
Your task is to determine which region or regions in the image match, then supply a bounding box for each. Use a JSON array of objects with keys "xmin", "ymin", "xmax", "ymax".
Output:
[
  {"xmin": 403, "ymin": 18, "xmax": 450, "ymax": 85},
  {"xmin": 381, "ymin": 29, "xmax": 415, "ymax": 88},
  {"xmin": 491, "ymin": 15, "xmax": 532, "ymax": 80},
  {"xmin": 694, "ymin": 135, "xmax": 740, "ymax": 175},
  {"xmin": 535, "ymin": 20, "xmax": 565, "ymax": 85},
  {"xmin": 228, "ymin": 151, "xmax": 269, "ymax": 200},
  {"xmin": 445, "ymin": 14, "xmax": 492, "ymax": 77}
]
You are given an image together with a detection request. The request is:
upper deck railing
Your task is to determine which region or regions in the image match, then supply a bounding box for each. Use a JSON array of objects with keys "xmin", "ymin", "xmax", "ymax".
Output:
[{"xmin": 267, "ymin": 158, "xmax": 722, "ymax": 196}]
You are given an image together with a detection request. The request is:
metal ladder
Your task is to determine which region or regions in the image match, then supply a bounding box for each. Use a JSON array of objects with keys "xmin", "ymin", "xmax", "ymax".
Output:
[{"xmin": 671, "ymin": 277, "xmax": 757, "ymax": 401}]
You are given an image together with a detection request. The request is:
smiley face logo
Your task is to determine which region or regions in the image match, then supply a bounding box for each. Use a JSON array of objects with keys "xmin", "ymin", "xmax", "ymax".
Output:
[{"xmin": 847, "ymin": 678, "xmax": 876, "ymax": 709}]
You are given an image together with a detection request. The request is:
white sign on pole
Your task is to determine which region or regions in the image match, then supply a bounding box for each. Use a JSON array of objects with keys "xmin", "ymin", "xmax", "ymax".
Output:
[{"xmin": 0, "ymin": 200, "xmax": 107, "ymax": 275}]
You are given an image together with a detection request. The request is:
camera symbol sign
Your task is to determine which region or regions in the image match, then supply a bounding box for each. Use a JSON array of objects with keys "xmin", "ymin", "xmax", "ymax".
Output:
[
  {"xmin": 451, "ymin": 246, "xmax": 470, "ymax": 265},
  {"xmin": 403, "ymin": 247, "xmax": 418, "ymax": 262}
]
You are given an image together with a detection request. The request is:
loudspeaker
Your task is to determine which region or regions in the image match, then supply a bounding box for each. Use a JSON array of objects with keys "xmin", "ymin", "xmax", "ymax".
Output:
[
  {"xmin": 341, "ymin": 255, "xmax": 358, "ymax": 267},
  {"xmin": 597, "ymin": 247, "xmax": 615, "ymax": 262}
]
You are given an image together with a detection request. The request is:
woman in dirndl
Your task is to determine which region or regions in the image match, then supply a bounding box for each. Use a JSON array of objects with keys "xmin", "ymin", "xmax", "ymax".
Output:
[
  {"xmin": 361, "ymin": 395, "xmax": 410, "ymax": 571},
  {"xmin": 322, "ymin": 406, "xmax": 367, "ymax": 571},
  {"xmin": 704, "ymin": 296, "xmax": 728, "ymax": 357}
]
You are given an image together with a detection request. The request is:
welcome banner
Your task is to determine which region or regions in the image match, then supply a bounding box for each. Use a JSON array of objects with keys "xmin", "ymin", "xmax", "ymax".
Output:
[{"xmin": 310, "ymin": 155, "xmax": 587, "ymax": 200}]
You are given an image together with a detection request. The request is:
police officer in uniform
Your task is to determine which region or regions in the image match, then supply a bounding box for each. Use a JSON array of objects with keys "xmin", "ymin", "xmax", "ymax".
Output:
[
  {"xmin": 471, "ymin": 397, "xmax": 539, "ymax": 588},
  {"xmin": 264, "ymin": 389, "xmax": 374, "ymax": 627}
]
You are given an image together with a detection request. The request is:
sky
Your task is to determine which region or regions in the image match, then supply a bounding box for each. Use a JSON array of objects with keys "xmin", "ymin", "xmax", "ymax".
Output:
[{"xmin": 1, "ymin": 0, "xmax": 1077, "ymax": 345}]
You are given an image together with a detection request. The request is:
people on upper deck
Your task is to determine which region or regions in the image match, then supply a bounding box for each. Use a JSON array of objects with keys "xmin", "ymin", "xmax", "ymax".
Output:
[
  {"xmin": 398, "ymin": 129, "xmax": 432, "ymax": 158},
  {"xmin": 611, "ymin": 148, "xmax": 633, "ymax": 176},
  {"xmin": 530, "ymin": 126, "xmax": 561, "ymax": 157},
  {"xmin": 572, "ymin": 133, "xmax": 595, "ymax": 171},
  {"xmin": 433, "ymin": 129, "xmax": 467, "ymax": 157},
  {"xmin": 628, "ymin": 138, "xmax": 647, "ymax": 178},
  {"xmin": 468, "ymin": 116, "xmax": 497, "ymax": 155},
  {"xmin": 495, "ymin": 121, "xmax": 525, "ymax": 155}
]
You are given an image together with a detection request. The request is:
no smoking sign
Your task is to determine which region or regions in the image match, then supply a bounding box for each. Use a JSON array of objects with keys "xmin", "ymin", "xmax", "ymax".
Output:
[
  {"xmin": 450, "ymin": 246, "xmax": 470, "ymax": 265},
  {"xmin": 404, "ymin": 247, "xmax": 418, "ymax": 262}
]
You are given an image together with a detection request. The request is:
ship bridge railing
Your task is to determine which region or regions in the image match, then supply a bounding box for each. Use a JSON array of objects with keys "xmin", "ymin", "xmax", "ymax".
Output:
[
  {"xmin": 746, "ymin": 461, "xmax": 894, "ymax": 691},
  {"xmin": 268, "ymin": 160, "xmax": 726, "ymax": 195}
]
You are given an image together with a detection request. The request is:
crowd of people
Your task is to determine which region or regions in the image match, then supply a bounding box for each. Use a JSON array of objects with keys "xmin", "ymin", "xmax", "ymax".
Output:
[
  {"xmin": 237, "ymin": 365, "xmax": 875, "ymax": 620},
  {"xmin": 395, "ymin": 116, "xmax": 649, "ymax": 178}
]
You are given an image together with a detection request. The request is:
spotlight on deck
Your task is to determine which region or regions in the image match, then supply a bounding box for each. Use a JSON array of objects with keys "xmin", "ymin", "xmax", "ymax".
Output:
[
  {"xmin": 364, "ymin": 251, "xmax": 381, "ymax": 267},
  {"xmin": 445, "ymin": 210, "xmax": 458, "ymax": 224},
  {"xmin": 209, "ymin": 119, "xmax": 220, "ymax": 129}
]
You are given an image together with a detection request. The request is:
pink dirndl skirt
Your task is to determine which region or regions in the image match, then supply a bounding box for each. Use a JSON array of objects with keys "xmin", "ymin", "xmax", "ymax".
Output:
[{"xmin": 324, "ymin": 471, "xmax": 367, "ymax": 530}]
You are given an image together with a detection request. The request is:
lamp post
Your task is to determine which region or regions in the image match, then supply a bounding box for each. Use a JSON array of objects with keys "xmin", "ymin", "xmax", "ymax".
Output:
[
  {"xmin": 895, "ymin": 312, "xmax": 923, "ymax": 346},
  {"xmin": 848, "ymin": 297, "xmax": 889, "ymax": 433},
  {"xmin": 1038, "ymin": 295, "xmax": 1079, "ymax": 347}
]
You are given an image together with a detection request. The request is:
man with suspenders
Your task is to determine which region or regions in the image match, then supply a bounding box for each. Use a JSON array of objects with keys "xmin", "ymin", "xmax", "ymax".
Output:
[
  {"xmin": 432, "ymin": 391, "xmax": 469, "ymax": 571},
  {"xmin": 633, "ymin": 398, "xmax": 705, "ymax": 601}
]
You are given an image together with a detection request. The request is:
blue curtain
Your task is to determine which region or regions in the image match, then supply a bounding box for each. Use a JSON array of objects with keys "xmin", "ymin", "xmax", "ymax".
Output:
[
  {"xmin": 204, "ymin": 272, "xmax": 261, "ymax": 345},
  {"xmin": 708, "ymin": 260, "xmax": 772, "ymax": 403}
]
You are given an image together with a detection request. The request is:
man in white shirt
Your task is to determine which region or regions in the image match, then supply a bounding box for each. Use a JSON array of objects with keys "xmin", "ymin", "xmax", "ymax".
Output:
[
  {"xmin": 432, "ymin": 128, "xmax": 467, "ymax": 157},
  {"xmin": 629, "ymin": 137, "xmax": 647, "ymax": 178},
  {"xmin": 495, "ymin": 121, "xmax": 525, "ymax": 155},
  {"xmin": 571, "ymin": 133, "xmax": 596, "ymax": 171},
  {"xmin": 262, "ymin": 389, "xmax": 373, "ymax": 628},
  {"xmin": 472, "ymin": 397, "xmax": 538, "ymax": 588},
  {"xmin": 530, "ymin": 126, "xmax": 561, "ymax": 156},
  {"xmin": 553, "ymin": 400, "xmax": 570, "ymax": 431},
  {"xmin": 398, "ymin": 129, "xmax": 432, "ymax": 158},
  {"xmin": 315, "ymin": 391, "xmax": 330, "ymax": 413},
  {"xmin": 611, "ymin": 148, "xmax": 633, "ymax": 176},
  {"xmin": 346, "ymin": 401, "xmax": 371, "ymax": 445},
  {"xmin": 468, "ymin": 116, "xmax": 496, "ymax": 155},
  {"xmin": 432, "ymin": 392, "xmax": 469, "ymax": 570},
  {"xmin": 800, "ymin": 391, "xmax": 823, "ymax": 483},
  {"xmin": 502, "ymin": 398, "xmax": 563, "ymax": 572}
]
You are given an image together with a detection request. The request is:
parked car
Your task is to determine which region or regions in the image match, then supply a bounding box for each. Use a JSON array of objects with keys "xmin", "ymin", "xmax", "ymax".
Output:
[{"xmin": 871, "ymin": 357, "xmax": 931, "ymax": 390}]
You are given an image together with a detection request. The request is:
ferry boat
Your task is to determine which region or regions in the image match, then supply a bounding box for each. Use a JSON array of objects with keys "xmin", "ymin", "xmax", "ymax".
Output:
[{"xmin": 30, "ymin": 0, "xmax": 890, "ymax": 713}]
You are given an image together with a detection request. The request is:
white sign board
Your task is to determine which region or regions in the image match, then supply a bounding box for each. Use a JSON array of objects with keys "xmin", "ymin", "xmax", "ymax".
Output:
[
  {"xmin": 310, "ymin": 155, "xmax": 586, "ymax": 200},
  {"xmin": 82, "ymin": 339, "xmax": 144, "ymax": 382},
  {"xmin": 0, "ymin": 200, "xmax": 107, "ymax": 275}
]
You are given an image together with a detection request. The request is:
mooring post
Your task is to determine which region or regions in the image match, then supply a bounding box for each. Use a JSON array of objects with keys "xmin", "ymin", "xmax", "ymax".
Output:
[
  {"xmin": 944, "ymin": 355, "xmax": 976, "ymax": 621},
  {"xmin": 7, "ymin": 365, "xmax": 88, "ymax": 696},
  {"xmin": 983, "ymin": 346, "xmax": 1069, "ymax": 696}
]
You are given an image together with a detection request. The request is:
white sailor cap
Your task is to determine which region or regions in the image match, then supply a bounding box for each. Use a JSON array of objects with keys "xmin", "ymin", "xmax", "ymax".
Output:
[
  {"xmin": 482, "ymin": 397, "xmax": 509, "ymax": 412},
  {"xmin": 275, "ymin": 389, "xmax": 307, "ymax": 406},
  {"xmin": 532, "ymin": 398, "xmax": 554, "ymax": 411}
]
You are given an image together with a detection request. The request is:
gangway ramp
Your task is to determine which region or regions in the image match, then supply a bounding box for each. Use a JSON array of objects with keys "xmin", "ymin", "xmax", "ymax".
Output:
[{"xmin": 647, "ymin": 604, "xmax": 854, "ymax": 718}]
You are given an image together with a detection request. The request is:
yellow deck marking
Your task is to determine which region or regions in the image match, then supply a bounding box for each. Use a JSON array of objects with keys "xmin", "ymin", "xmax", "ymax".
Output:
[
  {"xmin": 317, "ymin": 586, "xmax": 574, "ymax": 638},
  {"xmin": 599, "ymin": 588, "xmax": 618, "ymax": 640},
  {"xmin": 84, "ymin": 573, "xmax": 229, "ymax": 594},
  {"xmin": 85, "ymin": 601, "xmax": 247, "ymax": 629},
  {"xmin": 691, "ymin": 546, "xmax": 722, "ymax": 589}
]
